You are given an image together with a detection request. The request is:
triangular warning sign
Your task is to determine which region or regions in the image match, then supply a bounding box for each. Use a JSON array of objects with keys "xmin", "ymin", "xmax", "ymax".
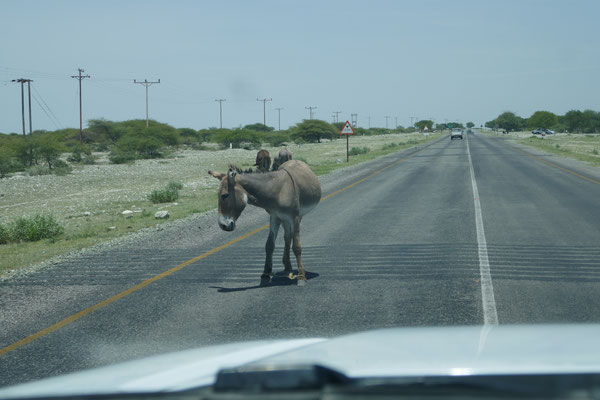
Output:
[{"xmin": 340, "ymin": 121, "xmax": 355, "ymax": 135}]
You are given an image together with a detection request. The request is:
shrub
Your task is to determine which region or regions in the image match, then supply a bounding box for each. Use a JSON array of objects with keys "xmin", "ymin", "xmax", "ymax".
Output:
[
  {"xmin": 8, "ymin": 214, "xmax": 64, "ymax": 242},
  {"xmin": 166, "ymin": 180, "xmax": 184, "ymax": 191},
  {"xmin": 37, "ymin": 135, "xmax": 66, "ymax": 169},
  {"xmin": 0, "ymin": 223, "xmax": 8, "ymax": 244},
  {"xmin": 148, "ymin": 188, "xmax": 179, "ymax": 203},
  {"xmin": 264, "ymin": 132, "xmax": 290, "ymax": 146},
  {"xmin": 382, "ymin": 142, "xmax": 399, "ymax": 150},
  {"xmin": 109, "ymin": 134, "xmax": 164, "ymax": 163},
  {"xmin": 593, "ymin": 149, "xmax": 599, "ymax": 155},
  {"xmin": 26, "ymin": 165, "xmax": 52, "ymax": 176},
  {"xmin": 52, "ymin": 160, "xmax": 73, "ymax": 176},
  {"xmin": 212, "ymin": 129, "xmax": 261, "ymax": 149},
  {"xmin": 67, "ymin": 144, "xmax": 93, "ymax": 164},
  {"xmin": 349, "ymin": 146, "xmax": 370, "ymax": 156},
  {"xmin": 0, "ymin": 153, "xmax": 14, "ymax": 178}
]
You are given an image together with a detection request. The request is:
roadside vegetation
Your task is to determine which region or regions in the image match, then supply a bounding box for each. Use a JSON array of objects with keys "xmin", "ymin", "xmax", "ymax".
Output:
[
  {"xmin": 516, "ymin": 134, "xmax": 600, "ymax": 167},
  {"xmin": 0, "ymin": 122, "xmax": 440, "ymax": 276},
  {"xmin": 484, "ymin": 109, "xmax": 600, "ymax": 134}
]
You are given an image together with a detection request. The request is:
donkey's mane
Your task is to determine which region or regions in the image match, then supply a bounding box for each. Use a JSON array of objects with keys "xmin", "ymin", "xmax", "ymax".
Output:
[{"xmin": 228, "ymin": 164, "xmax": 256, "ymax": 174}]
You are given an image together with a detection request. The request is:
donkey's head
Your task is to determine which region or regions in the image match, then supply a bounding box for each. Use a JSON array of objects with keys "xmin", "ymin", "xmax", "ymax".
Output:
[{"xmin": 208, "ymin": 167, "xmax": 248, "ymax": 231}]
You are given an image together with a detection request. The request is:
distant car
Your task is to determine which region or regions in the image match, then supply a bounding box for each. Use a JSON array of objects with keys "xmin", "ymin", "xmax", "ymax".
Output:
[
  {"xmin": 532, "ymin": 128, "xmax": 555, "ymax": 135},
  {"xmin": 450, "ymin": 128, "xmax": 463, "ymax": 140}
]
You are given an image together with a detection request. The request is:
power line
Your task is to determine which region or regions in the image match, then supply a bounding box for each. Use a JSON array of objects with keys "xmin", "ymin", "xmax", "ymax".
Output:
[
  {"xmin": 215, "ymin": 99, "xmax": 226, "ymax": 129},
  {"xmin": 71, "ymin": 68, "xmax": 90, "ymax": 143},
  {"xmin": 31, "ymin": 85, "xmax": 62, "ymax": 129},
  {"xmin": 256, "ymin": 98, "xmax": 272, "ymax": 127},
  {"xmin": 305, "ymin": 106, "xmax": 317, "ymax": 120},
  {"xmin": 134, "ymin": 78, "xmax": 160, "ymax": 128}
]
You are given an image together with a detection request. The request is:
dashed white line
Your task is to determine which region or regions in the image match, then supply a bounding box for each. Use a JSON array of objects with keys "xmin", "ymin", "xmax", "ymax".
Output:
[{"xmin": 466, "ymin": 133, "xmax": 499, "ymax": 325}]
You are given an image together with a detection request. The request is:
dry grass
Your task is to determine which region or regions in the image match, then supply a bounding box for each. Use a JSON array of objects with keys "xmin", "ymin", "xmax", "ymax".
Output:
[{"xmin": 480, "ymin": 130, "xmax": 600, "ymax": 166}]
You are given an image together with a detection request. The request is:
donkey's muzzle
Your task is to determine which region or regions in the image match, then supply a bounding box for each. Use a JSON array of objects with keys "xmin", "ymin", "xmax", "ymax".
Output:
[{"xmin": 218, "ymin": 215, "xmax": 236, "ymax": 231}]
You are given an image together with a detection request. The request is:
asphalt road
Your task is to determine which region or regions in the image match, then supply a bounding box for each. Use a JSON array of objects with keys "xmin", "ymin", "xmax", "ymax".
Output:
[{"xmin": 1, "ymin": 132, "xmax": 600, "ymax": 387}]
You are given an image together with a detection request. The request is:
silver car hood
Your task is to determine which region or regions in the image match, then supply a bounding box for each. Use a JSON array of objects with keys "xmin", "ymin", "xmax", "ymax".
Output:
[{"xmin": 1, "ymin": 324, "xmax": 600, "ymax": 398}]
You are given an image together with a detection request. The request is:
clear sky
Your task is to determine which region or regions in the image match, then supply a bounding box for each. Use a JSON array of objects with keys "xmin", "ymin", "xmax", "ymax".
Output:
[{"xmin": 1, "ymin": 0, "xmax": 599, "ymax": 133}]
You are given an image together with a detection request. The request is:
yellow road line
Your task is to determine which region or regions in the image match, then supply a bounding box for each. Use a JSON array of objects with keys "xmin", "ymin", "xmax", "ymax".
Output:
[
  {"xmin": 0, "ymin": 144, "xmax": 432, "ymax": 357},
  {"xmin": 506, "ymin": 142, "xmax": 600, "ymax": 185}
]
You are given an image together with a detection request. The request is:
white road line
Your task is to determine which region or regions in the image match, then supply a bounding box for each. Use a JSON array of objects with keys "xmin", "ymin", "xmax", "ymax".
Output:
[{"xmin": 466, "ymin": 133, "xmax": 499, "ymax": 325}]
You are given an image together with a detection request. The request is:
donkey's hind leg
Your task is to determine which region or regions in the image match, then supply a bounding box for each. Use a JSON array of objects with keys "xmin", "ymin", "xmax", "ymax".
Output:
[
  {"xmin": 292, "ymin": 216, "xmax": 307, "ymax": 286},
  {"xmin": 277, "ymin": 219, "xmax": 294, "ymax": 278},
  {"xmin": 262, "ymin": 214, "xmax": 280, "ymax": 284}
]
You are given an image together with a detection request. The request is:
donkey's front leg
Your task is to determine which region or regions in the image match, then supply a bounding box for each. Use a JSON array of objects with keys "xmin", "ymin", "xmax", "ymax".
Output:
[
  {"xmin": 292, "ymin": 216, "xmax": 307, "ymax": 286},
  {"xmin": 262, "ymin": 214, "xmax": 280, "ymax": 284}
]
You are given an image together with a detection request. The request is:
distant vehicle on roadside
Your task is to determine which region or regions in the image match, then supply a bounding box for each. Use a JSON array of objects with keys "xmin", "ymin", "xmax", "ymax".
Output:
[
  {"xmin": 450, "ymin": 128, "xmax": 463, "ymax": 140},
  {"xmin": 532, "ymin": 128, "xmax": 555, "ymax": 135}
]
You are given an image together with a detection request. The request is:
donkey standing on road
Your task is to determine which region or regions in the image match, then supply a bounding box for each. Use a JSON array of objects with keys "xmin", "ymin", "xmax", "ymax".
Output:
[
  {"xmin": 254, "ymin": 149, "xmax": 271, "ymax": 172},
  {"xmin": 271, "ymin": 148, "xmax": 292, "ymax": 171},
  {"xmin": 209, "ymin": 160, "xmax": 321, "ymax": 286}
]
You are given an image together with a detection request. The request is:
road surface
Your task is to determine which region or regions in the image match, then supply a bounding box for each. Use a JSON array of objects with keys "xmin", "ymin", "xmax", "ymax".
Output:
[{"xmin": 1, "ymin": 131, "xmax": 600, "ymax": 387}]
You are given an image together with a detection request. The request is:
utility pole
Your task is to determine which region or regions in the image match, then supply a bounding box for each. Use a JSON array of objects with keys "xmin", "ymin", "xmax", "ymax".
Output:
[
  {"xmin": 368, "ymin": 116, "xmax": 371, "ymax": 129},
  {"xmin": 134, "ymin": 78, "xmax": 160, "ymax": 128},
  {"xmin": 256, "ymin": 98, "xmax": 272, "ymax": 127},
  {"xmin": 384, "ymin": 116, "xmax": 391, "ymax": 130},
  {"xmin": 215, "ymin": 99, "xmax": 226, "ymax": 128},
  {"xmin": 333, "ymin": 110, "xmax": 342, "ymax": 123},
  {"xmin": 305, "ymin": 106, "xmax": 317, "ymax": 120},
  {"xmin": 351, "ymin": 113, "xmax": 357, "ymax": 128},
  {"xmin": 395, "ymin": 117, "xmax": 398, "ymax": 129},
  {"xmin": 12, "ymin": 78, "xmax": 33, "ymax": 136},
  {"xmin": 275, "ymin": 107, "xmax": 284, "ymax": 131},
  {"xmin": 71, "ymin": 68, "xmax": 90, "ymax": 143}
]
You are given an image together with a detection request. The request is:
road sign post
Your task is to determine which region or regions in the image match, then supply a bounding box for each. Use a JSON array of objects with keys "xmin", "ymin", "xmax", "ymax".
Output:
[{"xmin": 340, "ymin": 121, "xmax": 355, "ymax": 162}]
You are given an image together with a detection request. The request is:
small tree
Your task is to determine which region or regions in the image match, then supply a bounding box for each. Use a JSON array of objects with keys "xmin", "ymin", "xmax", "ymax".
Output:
[
  {"xmin": 466, "ymin": 122, "xmax": 475, "ymax": 128},
  {"xmin": 291, "ymin": 119, "xmax": 337, "ymax": 143},
  {"xmin": 415, "ymin": 120, "xmax": 434, "ymax": 131},
  {"xmin": 495, "ymin": 112, "xmax": 524, "ymax": 132},
  {"xmin": 244, "ymin": 123, "xmax": 274, "ymax": 132},
  {"xmin": 527, "ymin": 111, "xmax": 558, "ymax": 129}
]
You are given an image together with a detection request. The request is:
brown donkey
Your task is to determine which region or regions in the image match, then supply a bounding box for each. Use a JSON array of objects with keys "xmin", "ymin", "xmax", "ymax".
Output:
[
  {"xmin": 209, "ymin": 160, "xmax": 321, "ymax": 286},
  {"xmin": 271, "ymin": 148, "xmax": 292, "ymax": 171},
  {"xmin": 254, "ymin": 149, "xmax": 271, "ymax": 172}
]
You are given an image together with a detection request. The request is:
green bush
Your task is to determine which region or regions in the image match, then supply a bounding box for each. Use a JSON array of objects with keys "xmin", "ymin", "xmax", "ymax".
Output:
[
  {"xmin": 148, "ymin": 188, "xmax": 179, "ymax": 203},
  {"xmin": 52, "ymin": 160, "xmax": 73, "ymax": 176},
  {"xmin": 0, "ymin": 223, "xmax": 8, "ymax": 244},
  {"xmin": 264, "ymin": 132, "xmax": 290, "ymax": 146},
  {"xmin": 211, "ymin": 129, "xmax": 261, "ymax": 149},
  {"xmin": 382, "ymin": 142, "xmax": 399, "ymax": 150},
  {"xmin": 67, "ymin": 144, "xmax": 94, "ymax": 164},
  {"xmin": 7, "ymin": 214, "xmax": 64, "ymax": 243},
  {"xmin": 349, "ymin": 146, "xmax": 370, "ymax": 156},
  {"xmin": 26, "ymin": 165, "xmax": 52, "ymax": 176},
  {"xmin": 593, "ymin": 149, "xmax": 599, "ymax": 155},
  {"xmin": 0, "ymin": 153, "xmax": 14, "ymax": 178},
  {"xmin": 166, "ymin": 180, "xmax": 184, "ymax": 191}
]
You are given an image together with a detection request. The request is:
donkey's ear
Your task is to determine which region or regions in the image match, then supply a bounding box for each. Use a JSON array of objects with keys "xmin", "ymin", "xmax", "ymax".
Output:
[{"xmin": 208, "ymin": 170, "xmax": 225, "ymax": 180}]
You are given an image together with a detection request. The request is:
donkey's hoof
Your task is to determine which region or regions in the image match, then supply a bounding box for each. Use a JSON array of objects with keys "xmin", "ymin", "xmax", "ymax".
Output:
[
  {"xmin": 260, "ymin": 274, "xmax": 272, "ymax": 285},
  {"xmin": 297, "ymin": 279, "xmax": 307, "ymax": 287}
]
